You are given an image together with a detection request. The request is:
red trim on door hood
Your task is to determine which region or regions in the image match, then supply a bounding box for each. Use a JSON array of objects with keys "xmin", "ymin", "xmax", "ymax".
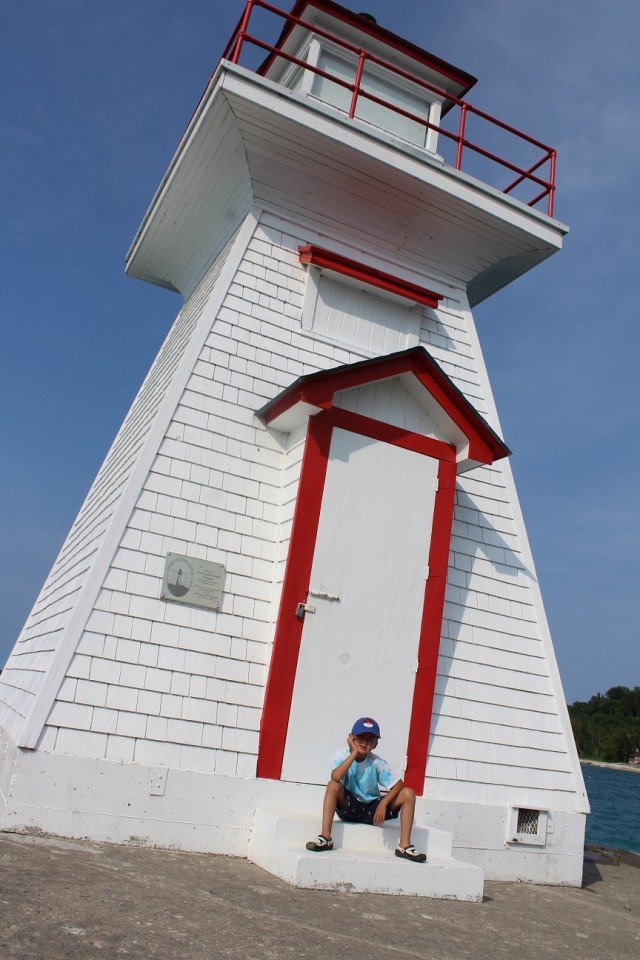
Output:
[{"xmin": 258, "ymin": 346, "xmax": 510, "ymax": 467}]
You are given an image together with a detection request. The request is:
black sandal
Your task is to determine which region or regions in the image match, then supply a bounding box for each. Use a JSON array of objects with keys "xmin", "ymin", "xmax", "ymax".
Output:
[
  {"xmin": 306, "ymin": 835, "xmax": 334, "ymax": 852},
  {"xmin": 395, "ymin": 844, "xmax": 426, "ymax": 863}
]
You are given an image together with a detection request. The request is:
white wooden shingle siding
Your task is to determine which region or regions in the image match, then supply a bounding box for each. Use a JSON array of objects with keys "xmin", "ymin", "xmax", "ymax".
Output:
[
  {"xmin": 0, "ymin": 232, "xmax": 238, "ymax": 740},
  {"xmin": 2, "ymin": 210, "xmax": 582, "ymax": 813}
]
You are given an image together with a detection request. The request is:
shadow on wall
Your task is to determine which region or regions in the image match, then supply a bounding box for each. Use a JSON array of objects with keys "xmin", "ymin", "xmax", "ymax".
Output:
[
  {"xmin": 426, "ymin": 480, "xmax": 551, "ymax": 778},
  {"xmin": 421, "ymin": 308, "xmax": 459, "ymax": 355}
]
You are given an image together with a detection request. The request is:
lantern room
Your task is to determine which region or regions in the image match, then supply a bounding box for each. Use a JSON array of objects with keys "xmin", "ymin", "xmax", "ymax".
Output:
[
  {"xmin": 257, "ymin": 0, "xmax": 476, "ymax": 155},
  {"xmin": 127, "ymin": 0, "xmax": 564, "ymax": 306}
]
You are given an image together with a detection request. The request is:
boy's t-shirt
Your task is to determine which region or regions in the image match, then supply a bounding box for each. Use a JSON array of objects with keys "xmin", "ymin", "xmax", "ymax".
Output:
[{"xmin": 332, "ymin": 748, "xmax": 400, "ymax": 803}]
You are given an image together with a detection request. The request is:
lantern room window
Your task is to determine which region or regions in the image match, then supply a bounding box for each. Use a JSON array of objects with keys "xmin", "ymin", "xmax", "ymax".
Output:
[{"xmin": 280, "ymin": 37, "xmax": 443, "ymax": 153}]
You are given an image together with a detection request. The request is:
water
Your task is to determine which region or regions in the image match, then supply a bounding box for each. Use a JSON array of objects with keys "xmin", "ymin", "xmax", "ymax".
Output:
[{"xmin": 582, "ymin": 763, "xmax": 640, "ymax": 853}]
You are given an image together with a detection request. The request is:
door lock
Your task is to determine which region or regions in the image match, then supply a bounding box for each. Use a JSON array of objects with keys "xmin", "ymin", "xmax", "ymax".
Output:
[{"xmin": 295, "ymin": 602, "xmax": 316, "ymax": 619}]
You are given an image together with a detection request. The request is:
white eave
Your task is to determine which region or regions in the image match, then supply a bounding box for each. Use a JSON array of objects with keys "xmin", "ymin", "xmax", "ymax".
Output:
[{"xmin": 125, "ymin": 61, "xmax": 568, "ymax": 304}]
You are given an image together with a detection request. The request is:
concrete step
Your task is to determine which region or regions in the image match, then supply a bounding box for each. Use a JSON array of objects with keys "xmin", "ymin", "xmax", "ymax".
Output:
[
  {"xmin": 248, "ymin": 809, "xmax": 484, "ymax": 901},
  {"xmin": 252, "ymin": 809, "xmax": 452, "ymax": 858}
]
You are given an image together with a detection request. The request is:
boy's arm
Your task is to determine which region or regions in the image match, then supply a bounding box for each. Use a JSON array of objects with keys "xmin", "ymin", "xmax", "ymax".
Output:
[
  {"xmin": 373, "ymin": 778, "xmax": 404, "ymax": 825},
  {"xmin": 331, "ymin": 734, "xmax": 362, "ymax": 783}
]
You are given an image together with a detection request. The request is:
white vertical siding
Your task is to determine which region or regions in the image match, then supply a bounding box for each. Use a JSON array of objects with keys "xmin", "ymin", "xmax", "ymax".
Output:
[
  {"xmin": 334, "ymin": 379, "xmax": 449, "ymax": 441},
  {"xmin": 307, "ymin": 273, "xmax": 420, "ymax": 354}
]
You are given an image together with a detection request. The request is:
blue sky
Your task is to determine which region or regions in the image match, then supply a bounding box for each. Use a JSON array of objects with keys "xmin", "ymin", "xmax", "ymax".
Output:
[{"xmin": 1, "ymin": 0, "xmax": 638, "ymax": 703}]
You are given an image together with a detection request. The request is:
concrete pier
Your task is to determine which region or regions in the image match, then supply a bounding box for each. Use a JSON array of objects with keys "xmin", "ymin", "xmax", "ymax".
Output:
[{"xmin": 1, "ymin": 832, "xmax": 637, "ymax": 959}]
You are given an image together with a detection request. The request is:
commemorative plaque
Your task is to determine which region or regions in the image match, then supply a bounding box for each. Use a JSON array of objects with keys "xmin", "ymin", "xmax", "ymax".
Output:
[{"xmin": 161, "ymin": 553, "xmax": 225, "ymax": 610}]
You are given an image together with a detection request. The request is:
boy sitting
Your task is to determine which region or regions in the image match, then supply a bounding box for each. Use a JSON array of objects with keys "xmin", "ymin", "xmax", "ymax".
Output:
[{"xmin": 306, "ymin": 717, "xmax": 426, "ymax": 863}]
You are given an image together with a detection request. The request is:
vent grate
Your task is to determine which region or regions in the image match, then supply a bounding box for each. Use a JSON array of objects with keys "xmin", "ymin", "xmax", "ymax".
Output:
[{"xmin": 517, "ymin": 809, "xmax": 540, "ymax": 835}]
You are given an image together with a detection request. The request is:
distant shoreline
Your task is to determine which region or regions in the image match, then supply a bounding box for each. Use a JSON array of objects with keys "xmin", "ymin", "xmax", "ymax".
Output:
[{"xmin": 580, "ymin": 758, "xmax": 640, "ymax": 774}]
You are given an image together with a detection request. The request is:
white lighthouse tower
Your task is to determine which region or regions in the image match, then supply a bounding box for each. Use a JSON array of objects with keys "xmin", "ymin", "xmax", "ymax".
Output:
[{"xmin": 0, "ymin": 1, "xmax": 588, "ymax": 899}]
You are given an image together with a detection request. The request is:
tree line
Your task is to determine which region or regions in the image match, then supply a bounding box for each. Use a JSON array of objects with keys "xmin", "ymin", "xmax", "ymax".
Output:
[{"xmin": 568, "ymin": 686, "xmax": 640, "ymax": 763}]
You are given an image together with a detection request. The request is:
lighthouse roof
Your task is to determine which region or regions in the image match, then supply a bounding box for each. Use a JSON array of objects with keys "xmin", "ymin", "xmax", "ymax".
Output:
[{"xmin": 259, "ymin": 0, "xmax": 477, "ymax": 106}]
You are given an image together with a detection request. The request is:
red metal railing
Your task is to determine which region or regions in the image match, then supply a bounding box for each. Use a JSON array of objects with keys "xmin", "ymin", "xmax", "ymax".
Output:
[{"xmin": 218, "ymin": 0, "xmax": 556, "ymax": 217}]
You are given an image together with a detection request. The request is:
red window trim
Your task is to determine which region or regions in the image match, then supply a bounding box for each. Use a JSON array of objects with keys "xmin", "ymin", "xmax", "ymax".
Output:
[
  {"xmin": 256, "ymin": 405, "xmax": 457, "ymax": 795},
  {"xmin": 298, "ymin": 244, "xmax": 443, "ymax": 309}
]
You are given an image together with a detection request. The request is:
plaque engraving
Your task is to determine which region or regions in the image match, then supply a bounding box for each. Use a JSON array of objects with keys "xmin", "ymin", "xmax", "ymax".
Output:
[{"xmin": 161, "ymin": 553, "xmax": 225, "ymax": 610}]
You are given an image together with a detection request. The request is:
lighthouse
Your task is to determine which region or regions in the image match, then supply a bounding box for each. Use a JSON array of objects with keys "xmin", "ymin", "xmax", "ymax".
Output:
[{"xmin": 0, "ymin": 1, "xmax": 588, "ymax": 899}]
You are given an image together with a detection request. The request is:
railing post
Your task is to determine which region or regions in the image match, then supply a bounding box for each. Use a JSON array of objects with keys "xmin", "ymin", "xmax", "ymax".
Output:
[
  {"xmin": 349, "ymin": 51, "xmax": 367, "ymax": 119},
  {"xmin": 455, "ymin": 103, "xmax": 468, "ymax": 170},
  {"xmin": 548, "ymin": 150, "xmax": 557, "ymax": 217},
  {"xmin": 231, "ymin": 0, "xmax": 255, "ymax": 64}
]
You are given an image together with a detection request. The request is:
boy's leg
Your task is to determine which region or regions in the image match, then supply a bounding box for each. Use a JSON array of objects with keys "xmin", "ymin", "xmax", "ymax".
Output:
[
  {"xmin": 307, "ymin": 781, "xmax": 346, "ymax": 850},
  {"xmin": 391, "ymin": 787, "xmax": 426, "ymax": 861},
  {"xmin": 321, "ymin": 779, "xmax": 347, "ymax": 839},
  {"xmin": 391, "ymin": 786, "xmax": 417, "ymax": 848}
]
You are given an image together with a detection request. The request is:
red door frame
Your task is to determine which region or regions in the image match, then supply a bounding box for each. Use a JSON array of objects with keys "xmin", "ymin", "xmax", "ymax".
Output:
[{"xmin": 256, "ymin": 405, "xmax": 457, "ymax": 794}]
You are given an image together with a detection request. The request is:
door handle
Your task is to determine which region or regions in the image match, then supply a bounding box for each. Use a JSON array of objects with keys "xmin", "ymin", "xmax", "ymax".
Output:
[{"xmin": 308, "ymin": 589, "xmax": 340, "ymax": 602}]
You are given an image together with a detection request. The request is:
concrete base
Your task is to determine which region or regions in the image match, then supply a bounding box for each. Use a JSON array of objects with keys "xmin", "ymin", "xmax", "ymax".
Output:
[
  {"xmin": 0, "ymin": 733, "xmax": 585, "ymax": 887},
  {"xmin": 248, "ymin": 809, "xmax": 484, "ymax": 900}
]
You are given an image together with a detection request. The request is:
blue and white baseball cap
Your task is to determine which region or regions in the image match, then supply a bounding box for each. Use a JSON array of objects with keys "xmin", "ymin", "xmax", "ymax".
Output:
[{"xmin": 351, "ymin": 717, "xmax": 381, "ymax": 738}]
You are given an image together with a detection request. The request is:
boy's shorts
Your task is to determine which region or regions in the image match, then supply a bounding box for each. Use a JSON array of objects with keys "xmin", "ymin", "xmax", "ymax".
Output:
[{"xmin": 336, "ymin": 787, "xmax": 400, "ymax": 825}]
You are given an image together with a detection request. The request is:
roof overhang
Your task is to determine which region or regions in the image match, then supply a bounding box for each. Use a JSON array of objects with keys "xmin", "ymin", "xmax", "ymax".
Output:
[
  {"xmin": 257, "ymin": 346, "xmax": 510, "ymax": 472},
  {"xmin": 125, "ymin": 62, "xmax": 567, "ymax": 304}
]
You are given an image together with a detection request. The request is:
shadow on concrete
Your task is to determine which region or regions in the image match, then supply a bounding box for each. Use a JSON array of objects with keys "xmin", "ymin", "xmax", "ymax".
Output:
[{"xmin": 582, "ymin": 850, "xmax": 604, "ymax": 889}]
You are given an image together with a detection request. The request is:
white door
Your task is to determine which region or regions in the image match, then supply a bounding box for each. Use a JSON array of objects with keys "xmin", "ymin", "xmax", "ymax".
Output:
[{"xmin": 281, "ymin": 427, "xmax": 438, "ymax": 785}]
